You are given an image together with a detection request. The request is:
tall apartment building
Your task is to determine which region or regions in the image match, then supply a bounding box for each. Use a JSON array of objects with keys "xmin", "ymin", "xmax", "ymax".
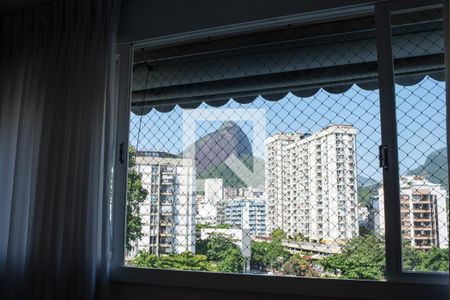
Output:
[
  {"xmin": 374, "ymin": 176, "xmax": 448, "ymax": 249},
  {"xmin": 134, "ymin": 151, "xmax": 196, "ymax": 256},
  {"xmin": 224, "ymin": 199, "xmax": 266, "ymax": 236},
  {"xmin": 265, "ymin": 133, "xmax": 304, "ymax": 234},
  {"xmin": 265, "ymin": 125, "xmax": 359, "ymax": 243}
]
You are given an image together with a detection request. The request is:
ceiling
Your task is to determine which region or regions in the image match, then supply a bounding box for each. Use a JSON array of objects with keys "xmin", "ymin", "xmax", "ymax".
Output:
[{"xmin": 0, "ymin": 0, "xmax": 55, "ymax": 14}]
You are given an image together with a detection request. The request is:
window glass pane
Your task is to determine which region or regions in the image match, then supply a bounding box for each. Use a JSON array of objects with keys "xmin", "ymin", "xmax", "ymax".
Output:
[
  {"xmin": 124, "ymin": 17, "xmax": 388, "ymax": 280},
  {"xmin": 126, "ymin": 91, "xmax": 386, "ymax": 279},
  {"xmin": 391, "ymin": 7, "xmax": 448, "ymax": 273}
]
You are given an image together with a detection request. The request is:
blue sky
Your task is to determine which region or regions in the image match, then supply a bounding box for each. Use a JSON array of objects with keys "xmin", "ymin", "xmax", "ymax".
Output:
[{"xmin": 129, "ymin": 77, "xmax": 446, "ymax": 183}]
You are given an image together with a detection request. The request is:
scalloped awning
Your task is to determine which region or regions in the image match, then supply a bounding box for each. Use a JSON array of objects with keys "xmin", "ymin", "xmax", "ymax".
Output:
[{"xmin": 131, "ymin": 9, "xmax": 445, "ymax": 115}]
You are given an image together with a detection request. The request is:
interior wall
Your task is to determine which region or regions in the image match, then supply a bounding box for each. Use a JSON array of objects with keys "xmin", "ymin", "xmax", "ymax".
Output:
[
  {"xmin": 110, "ymin": 282, "xmax": 339, "ymax": 300},
  {"xmin": 110, "ymin": 281, "xmax": 448, "ymax": 300},
  {"xmin": 118, "ymin": 0, "xmax": 383, "ymax": 43},
  {"xmin": 0, "ymin": 0, "xmax": 54, "ymax": 14}
]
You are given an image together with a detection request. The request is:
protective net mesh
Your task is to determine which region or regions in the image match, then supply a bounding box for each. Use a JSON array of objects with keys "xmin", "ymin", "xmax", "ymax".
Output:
[
  {"xmin": 124, "ymin": 8, "xmax": 447, "ymax": 279},
  {"xmin": 391, "ymin": 8, "xmax": 448, "ymax": 273}
]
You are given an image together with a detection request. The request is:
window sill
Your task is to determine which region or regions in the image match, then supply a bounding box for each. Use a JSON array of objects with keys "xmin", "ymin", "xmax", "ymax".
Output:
[{"xmin": 110, "ymin": 266, "xmax": 448, "ymax": 300}]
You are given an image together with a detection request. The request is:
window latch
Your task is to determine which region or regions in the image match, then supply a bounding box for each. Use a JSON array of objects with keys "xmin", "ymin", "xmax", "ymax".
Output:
[
  {"xmin": 119, "ymin": 142, "xmax": 125, "ymax": 164},
  {"xmin": 379, "ymin": 145, "xmax": 389, "ymax": 170}
]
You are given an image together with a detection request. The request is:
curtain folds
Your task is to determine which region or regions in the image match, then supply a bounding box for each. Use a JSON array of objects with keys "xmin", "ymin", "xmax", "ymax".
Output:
[{"xmin": 0, "ymin": 1, "xmax": 120, "ymax": 299}]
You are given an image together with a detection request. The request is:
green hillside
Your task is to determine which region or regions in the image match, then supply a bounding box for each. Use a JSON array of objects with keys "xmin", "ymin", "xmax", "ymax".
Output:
[
  {"xmin": 408, "ymin": 147, "xmax": 448, "ymax": 190},
  {"xmin": 197, "ymin": 155, "xmax": 265, "ymax": 188}
]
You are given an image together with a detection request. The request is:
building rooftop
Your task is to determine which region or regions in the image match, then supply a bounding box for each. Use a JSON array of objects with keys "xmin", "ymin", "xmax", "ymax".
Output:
[{"xmin": 136, "ymin": 150, "xmax": 179, "ymax": 158}]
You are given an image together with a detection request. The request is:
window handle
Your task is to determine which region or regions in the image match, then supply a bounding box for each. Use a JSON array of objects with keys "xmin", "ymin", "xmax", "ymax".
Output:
[
  {"xmin": 119, "ymin": 142, "xmax": 125, "ymax": 164},
  {"xmin": 379, "ymin": 145, "xmax": 389, "ymax": 170}
]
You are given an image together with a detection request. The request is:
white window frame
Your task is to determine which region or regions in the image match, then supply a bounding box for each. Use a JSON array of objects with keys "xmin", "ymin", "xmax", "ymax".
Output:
[{"xmin": 110, "ymin": 0, "xmax": 449, "ymax": 298}]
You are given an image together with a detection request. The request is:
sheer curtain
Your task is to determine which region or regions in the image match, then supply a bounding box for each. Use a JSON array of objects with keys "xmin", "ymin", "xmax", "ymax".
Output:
[{"xmin": 0, "ymin": 0, "xmax": 120, "ymax": 299}]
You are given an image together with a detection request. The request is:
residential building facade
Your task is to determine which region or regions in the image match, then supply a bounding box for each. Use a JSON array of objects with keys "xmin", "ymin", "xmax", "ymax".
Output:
[
  {"xmin": 134, "ymin": 151, "xmax": 196, "ymax": 255},
  {"xmin": 265, "ymin": 125, "xmax": 359, "ymax": 242},
  {"xmin": 224, "ymin": 199, "xmax": 266, "ymax": 236},
  {"xmin": 265, "ymin": 133, "xmax": 304, "ymax": 234},
  {"xmin": 197, "ymin": 178, "xmax": 224, "ymax": 225},
  {"xmin": 374, "ymin": 176, "xmax": 448, "ymax": 249}
]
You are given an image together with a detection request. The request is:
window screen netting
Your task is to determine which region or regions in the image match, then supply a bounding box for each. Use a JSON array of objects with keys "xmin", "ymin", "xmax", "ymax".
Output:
[{"xmin": 124, "ymin": 8, "xmax": 447, "ymax": 279}]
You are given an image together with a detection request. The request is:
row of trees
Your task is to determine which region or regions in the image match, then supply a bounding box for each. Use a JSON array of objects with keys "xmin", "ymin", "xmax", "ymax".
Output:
[
  {"xmin": 248, "ymin": 230, "xmax": 448, "ymax": 279},
  {"xmin": 321, "ymin": 234, "xmax": 449, "ymax": 279},
  {"xmin": 250, "ymin": 239, "xmax": 319, "ymax": 277},
  {"xmin": 250, "ymin": 230, "xmax": 319, "ymax": 277},
  {"xmin": 129, "ymin": 224, "xmax": 448, "ymax": 279},
  {"xmin": 130, "ymin": 235, "xmax": 246, "ymax": 273}
]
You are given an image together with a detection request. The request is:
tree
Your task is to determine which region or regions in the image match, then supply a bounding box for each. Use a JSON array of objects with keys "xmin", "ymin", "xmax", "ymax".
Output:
[
  {"xmin": 196, "ymin": 234, "xmax": 245, "ymax": 273},
  {"xmin": 288, "ymin": 233, "xmax": 305, "ymax": 242},
  {"xmin": 320, "ymin": 234, "xmax": 385, "ymax": 280},
  {"xmin": 282, "ymin": 253, "xmax": 319, "ymax": 277},
  {"xmin": 357, "ymin": 186, "xmax": 375, "ymax": 207},
  {"xmin": 203, "ymin": 235, "xmax": 239, "ymax": 260},
  {"xmin": 357, "ymin": 182, "xmax": 379, "ymax": 208},
  {"xmin": 126, "ymin": 145, "xmax": 148, "ymax": 252},
  {"xmin": 130, "ymin": 251, "xmax": 216, "ymax": 272},
  {"xmin": 402, "ymin": 243, "xmax": 448, "ymax": 272},
  {"xmin": 402, "ymin": 242, "xmax": 422, "ymax": 271},
  {"xmin": 270, "ymin": 228, "xmax": 286, "ymax": 240},
  {"xmin": 195, "ymin": 238, "xmax": 209, "ymax": 256},
  {"xmin": 251, "ymin": 240, "xmax": 290, "ymax": 271},
  {"xmin": 217, "ymin": 248, "xmax": 245, "ymax": 273},
  {"xmin": 250, "ymin": 241, "xmax": 270, "ymax": 270},
  {"xmin": 416, "ymin": 247, "xmax": 449, "ymax": 272}
]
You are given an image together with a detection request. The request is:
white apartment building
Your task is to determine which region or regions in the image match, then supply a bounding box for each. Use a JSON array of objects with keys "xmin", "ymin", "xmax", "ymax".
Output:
[
  {"xmin": 134, "ymin": 151, "xmax": 196, "ymax": 256},
  {"xmin": 224, "ymin": 199, "xmax": 266, "ymax": 236},
  {"xmin": 237, "ymin": 186, "xmax": 265, "ymax": 200},
  {"xmin": 204, "ymin": 178, "xmax": 224, "ymax": 204},
  {"xmin": 196, "ymin": 178, "xmax": 224, "ymax": 225},
  {"xmin": 265, "ymin": 133, "xmax": 304, "ymax": 234},
  {"xmin": 374, "ymin": 176, "xmax": 448, "ymax": 249},
  {"xmin": 265, "ymin": 125, "xmax": 359, "ymax": 243}
]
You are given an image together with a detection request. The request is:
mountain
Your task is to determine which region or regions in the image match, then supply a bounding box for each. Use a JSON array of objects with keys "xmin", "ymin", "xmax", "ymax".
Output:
[
  {"xmin": 183, "ymin": 121, "xmax": 265, "ymax": 188},
  {"xmin": 187, "ymin": 121, "xmax": 253, "ymax": 173},
  {"xmin": 197, "ymin": 155, "xmax": 265, "ymax": 188},
  {"xmin": 357, "ymin": 175, "xmax": 378, "ymax": 187},
  {"xmin": 408, "ymin": 147, "xmax": 448, "ymax": 189}
]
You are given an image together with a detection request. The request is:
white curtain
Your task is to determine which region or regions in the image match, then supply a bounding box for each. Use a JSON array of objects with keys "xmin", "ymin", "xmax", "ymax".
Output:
[{"xmin": 0, "ymin": 0, "xmax": 120, "ymax": 299}]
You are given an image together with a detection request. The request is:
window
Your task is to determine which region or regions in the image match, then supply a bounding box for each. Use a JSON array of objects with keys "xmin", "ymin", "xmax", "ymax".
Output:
[
  {"xmin": 112, "ymin": 1, "xmax": 449, "ymax": 298},
  {"xmin": 391, "ymin": 7, "xmax": 448, "ymax": 272}
]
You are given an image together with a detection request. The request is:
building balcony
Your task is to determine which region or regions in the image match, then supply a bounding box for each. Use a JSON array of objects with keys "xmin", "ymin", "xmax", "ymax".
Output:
[
  {"xmin": 159, "ymin": 222, "xmax": 172, "ymax": 226},
  {"xmin": 413, "ymin": 218, "xmax": 432, "ymax": 222},
  {"xmin": 160, "ymin": 192, "xmax": 174, "ymax": 195},
  {"xmin": 413, "ymin": 209, "xmax": 432, "ymax": 213},
  {"xmin": 413, "ymin": 227, "xmax": 433, "ymax": 231},
  {"xmin": 413, "ymin": 236, "xmax": 433, "ymax": 240},
  {"xmin": 415, "ymin": 245, "xmax": 432, "ymax": 250}
]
